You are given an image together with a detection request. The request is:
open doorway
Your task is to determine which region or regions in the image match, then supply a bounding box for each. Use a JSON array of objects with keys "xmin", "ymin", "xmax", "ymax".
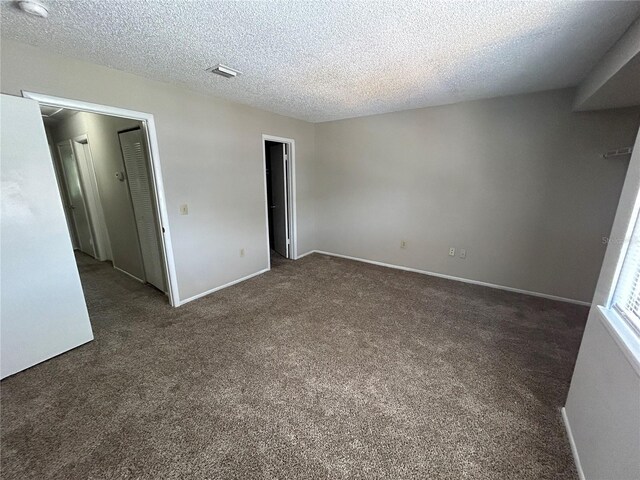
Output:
[
  {"xmin": 263, "ymin": 135, "xmax": 296, "ymax": 265},
  {"xmin": 37, "ymin": 100, "xmax": 173, "ymax": 304}
]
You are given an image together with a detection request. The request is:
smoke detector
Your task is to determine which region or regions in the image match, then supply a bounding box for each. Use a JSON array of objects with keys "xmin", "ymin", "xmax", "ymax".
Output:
[
  {"xmin": 206, "ymin": 64, "xmax": 241, "ymax": 78},
  {"xmin": 17, "ymin": 1, "xmax": 49, "ymax": 18}
]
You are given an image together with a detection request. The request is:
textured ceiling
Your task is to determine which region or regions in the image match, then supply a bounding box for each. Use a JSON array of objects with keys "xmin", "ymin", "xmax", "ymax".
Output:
[{"xmin": 2, "ymin": 1, "xmax": 640, "ymax": 122}]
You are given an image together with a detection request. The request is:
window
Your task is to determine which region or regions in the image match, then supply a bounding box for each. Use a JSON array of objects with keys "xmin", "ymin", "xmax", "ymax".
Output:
[{"xmin": 611, "ymin": 212, "xmax": 640, "ymax": 335}]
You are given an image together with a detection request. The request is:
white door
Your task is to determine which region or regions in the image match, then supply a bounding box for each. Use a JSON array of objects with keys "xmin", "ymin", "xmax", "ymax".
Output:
[
  {"xmin": 270, "ymin": 143, "xmax": 289, "ymax": 258},
  {"xmin": 1, "ymin": 94, "xmax": 94, "ymax": 379},
  {"xmin": 57, "ymin": 140, "xmax": 96, "ymax": 257},
  {"xmin": 72, "ymin": 138, "xmax": 112, "ymax": 262},
  {"xmin": 119, "ymin": 128, "xmax": 166, "ymax": 292},
  {"xmin": 50, "ymin": 143, "xmax": 79, "ymax": 249}
]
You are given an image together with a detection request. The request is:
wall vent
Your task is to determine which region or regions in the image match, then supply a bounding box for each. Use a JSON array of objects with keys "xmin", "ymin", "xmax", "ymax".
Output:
[{"xmin": 206, "ymin": 64, "xmax": 241, "ymax": 78}]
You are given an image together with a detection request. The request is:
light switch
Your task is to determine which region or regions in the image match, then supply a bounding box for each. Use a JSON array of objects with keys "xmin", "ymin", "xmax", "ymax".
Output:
[{"xmin": 180, "ymin": 204, "xmax": 188, "ymax": 215}]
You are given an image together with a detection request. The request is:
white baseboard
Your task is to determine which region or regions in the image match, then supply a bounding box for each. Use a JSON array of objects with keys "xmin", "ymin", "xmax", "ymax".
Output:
[
  {"xmin": 177, "ymin": 268, "xmax": 269, "ymax": 306},
  {"xmin": 562, "ymin": 407, "xmax": 586, "ymax": 480},
  {"xmin": 311, "ymin": 250, "xmax": 591, "ymax": 306},
  {"xmin": 113, "ymin": 266, "xmax": 144, "ymax": 283},
  {"xmin": 295, "ymin": 250, "xmax": 316, "ymax": 260},
  {"xmin": 176, "ymin": 250, "xmax": 591, "ymax": 308}
]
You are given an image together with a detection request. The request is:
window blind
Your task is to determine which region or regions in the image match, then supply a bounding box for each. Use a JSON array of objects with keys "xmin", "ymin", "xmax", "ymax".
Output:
[{"xmin": 612, "ymin": 212, "xmax": 640, "ymax": 335}]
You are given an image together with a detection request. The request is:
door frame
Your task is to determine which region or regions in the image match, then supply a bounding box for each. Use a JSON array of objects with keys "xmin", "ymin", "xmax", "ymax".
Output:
[
  {"xmin": 262, "ymin": 134, "xmax": 297, "ymax": 268},
  {"xmin": 23, "ymin": 91, "xmax": 180, "ymax": 307}
]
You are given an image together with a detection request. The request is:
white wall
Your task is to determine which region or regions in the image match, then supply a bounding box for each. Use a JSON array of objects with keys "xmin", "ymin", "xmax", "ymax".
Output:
[
  {"xmin": 563, "ymin": 128, "xmax": 640, "ymax": 480},
  {"xmin": 0, "ymin": 39, "xmax": 317, "ymax": 303},
  {"xmin": 0, "ymin": 94, "xmax": 94, "ymax": 379},
  {"xmin": 51, "ymin": 112, "xmax": 146, "ymax": 279},
  {"xmin": 314, "ymin": 89, "xmax": 640, "ymax": 303}
]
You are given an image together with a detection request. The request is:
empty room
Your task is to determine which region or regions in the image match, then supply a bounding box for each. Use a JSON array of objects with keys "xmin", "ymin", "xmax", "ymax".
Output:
[{"xmin": 1, "ymin": 1, "xmax": 639, "ymax": 479}]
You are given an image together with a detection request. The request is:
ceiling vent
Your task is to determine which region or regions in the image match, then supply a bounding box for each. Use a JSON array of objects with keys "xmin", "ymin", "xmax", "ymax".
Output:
[{"xmin": 206, "ymin": 64, "xmax": 241, "ymax": 78}]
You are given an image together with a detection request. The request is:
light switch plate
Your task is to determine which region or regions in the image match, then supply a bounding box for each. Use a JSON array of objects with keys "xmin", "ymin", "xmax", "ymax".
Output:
[{"xmin": 180, "ymin": 204, "xmax": 188, "ymax": 215}]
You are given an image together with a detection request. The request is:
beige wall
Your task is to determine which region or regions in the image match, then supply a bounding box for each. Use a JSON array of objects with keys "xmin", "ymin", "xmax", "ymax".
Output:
[
  {"xmin": 0, "ymin": 39, "xmax": 317, "ymax": 303},
  {"xmin": 3, "ymin": 38, "xmax": 640, "ymax": 305},
  {"xmin": 314, "ymin": 89, "xmax": 640, "ymax": 303},
  {"xmin": 574, "ymin": 17, "xmax": 640, "ymax": 110},
  {"xmin": 564, "ymin": 128, "xmax": 640, "ymax": 480},
  {"xmin": 565, "ymin": 308, "xmax": 640, "ymax": 479},
  {"xmin": 50, "ymin": 112, "xmax": 146, "ymax": 279}
]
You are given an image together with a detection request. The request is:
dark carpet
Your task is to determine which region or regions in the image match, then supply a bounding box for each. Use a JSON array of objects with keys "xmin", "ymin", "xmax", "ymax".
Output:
[{"xmin": 1, "ymin": 252, "xmax": 586, "ymax": 479}]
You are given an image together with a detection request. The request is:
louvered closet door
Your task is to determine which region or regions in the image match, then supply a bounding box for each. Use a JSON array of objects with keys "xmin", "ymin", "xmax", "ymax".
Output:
[{"xmin": 119, "ymin": 128, "xmax": 166, "ymax": 292}]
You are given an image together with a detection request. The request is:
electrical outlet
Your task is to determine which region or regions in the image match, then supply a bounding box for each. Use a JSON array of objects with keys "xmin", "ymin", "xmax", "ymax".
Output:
[
  {"xmin": 400, "ymin": 240, "xmax": 407, "ymax": 249},
  {"xmin": 240, "ymin": 248, "xmax": 245, "ymax": 257},
  {"xmin": 449, "ymin": 247, "xmax": 456, "ymax": 257},
  {"xmin": 459, "ymin": 249, "xmax": 466, "ymax": 259},
  {"xmin": 180, "ymin": 204, "xmax": 189, "ymax": 215}
]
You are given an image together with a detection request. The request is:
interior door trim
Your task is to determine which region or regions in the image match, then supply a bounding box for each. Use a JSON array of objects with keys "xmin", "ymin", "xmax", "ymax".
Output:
[
  {"xmin": 262, "ymin": 134, "xmax": 298, "ymax": 270},
  {"xmin": 22, "ymin": 90, "xmax": 181, "ymax": 307}
]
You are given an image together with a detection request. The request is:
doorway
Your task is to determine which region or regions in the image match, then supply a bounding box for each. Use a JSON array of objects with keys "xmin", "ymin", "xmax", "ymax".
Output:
[
  {"xmin": 43, "ymin": 109, "xmax": 167, "ymax": 294},
  {"xmin": 27, "ymin": 91, "xmax": 178, "ymax": 306},
  {"xmin": 263, "ymin": 135, "xmax": 296, "ymax": 264}
]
